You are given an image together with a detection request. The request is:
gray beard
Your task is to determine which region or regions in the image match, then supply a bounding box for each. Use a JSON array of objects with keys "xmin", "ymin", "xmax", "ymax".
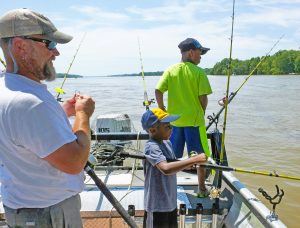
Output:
[
  {"xmin": 22, "ymin": 56, "xmax": 56, "ymax": 82},
  {"xmin": 43, "ymin": 62, "xmax": 56, "ymax": 82}
]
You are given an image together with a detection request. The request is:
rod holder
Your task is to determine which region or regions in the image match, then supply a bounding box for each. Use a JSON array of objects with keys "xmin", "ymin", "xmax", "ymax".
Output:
[
  {"xmin": 128, "ymin": 204, "xmax": 135, "ymax": 217},
  {"xmin": 179, "ymin": 204, "xmax": 186, "ymax": 228},
  {"xmin": 211, "ymin": 203, "xmax": 219, "ymax": 228},
  {"xmin": 195, "ymin": 203, "xmax": 203, "ymax": 228}
]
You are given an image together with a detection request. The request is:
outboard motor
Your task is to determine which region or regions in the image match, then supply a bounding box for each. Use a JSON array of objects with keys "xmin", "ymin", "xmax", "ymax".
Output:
[{"xmin": 92, "ymin": 113, "xmax": 132, "ymax": 145}]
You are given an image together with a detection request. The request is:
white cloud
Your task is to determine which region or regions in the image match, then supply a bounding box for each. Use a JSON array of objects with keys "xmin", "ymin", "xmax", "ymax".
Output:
[
  {"xmin": 237, "ymin": 7, "xmax": 300, "ymax": 28},
  {"xmin": 1, "ymin": 0, "xmax": 299, "ymax": 76}
]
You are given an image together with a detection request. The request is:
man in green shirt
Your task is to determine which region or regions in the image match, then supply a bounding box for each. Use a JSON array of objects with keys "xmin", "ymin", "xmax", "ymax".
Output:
[{"xmin": 155, "ymin": 38, "xmax": 212, "ymax": 197}]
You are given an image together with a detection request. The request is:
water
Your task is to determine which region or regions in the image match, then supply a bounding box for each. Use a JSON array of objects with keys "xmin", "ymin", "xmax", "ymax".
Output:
[{"xmin": 48, "ymin": 75, "xmax": 300, "ymax": 227}]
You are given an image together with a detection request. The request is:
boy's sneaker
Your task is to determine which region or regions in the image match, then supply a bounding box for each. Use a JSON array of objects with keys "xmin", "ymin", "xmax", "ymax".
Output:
[{"xmin": 197, "ymin": 189, "xmax": 210, "ymax": 198}]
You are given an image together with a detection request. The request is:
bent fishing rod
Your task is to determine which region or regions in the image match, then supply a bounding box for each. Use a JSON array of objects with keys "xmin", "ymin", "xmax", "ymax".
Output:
[
  {"xmin": 138, "ymin": 38, "xmax": 154, "ymax": 110},
  {"xmin": 55, "ymin": 33, "xmax": 86, "ymax": 102},
  {"xmin": 206, "ymin": 34, "xmax": 285, "ymax": 131},
  {"xmin": 118, "ymin": 152, "xmax": 300, "ymax": 181}
]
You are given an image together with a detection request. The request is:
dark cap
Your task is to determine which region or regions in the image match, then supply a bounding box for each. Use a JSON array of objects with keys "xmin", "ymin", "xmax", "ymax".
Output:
[
  {"xmin": 141, "ymin": 108, "xmax": 180, "ymax": 130},
  {"xmin": 178, "ymin": 38, "xmax": 210, "ymax": 55}
]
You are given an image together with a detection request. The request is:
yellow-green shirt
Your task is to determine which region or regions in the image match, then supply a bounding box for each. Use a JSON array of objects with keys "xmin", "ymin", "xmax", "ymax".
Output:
[{"xmin": 156, "ymin": 62, "xmax": 212, "ymax": 127}]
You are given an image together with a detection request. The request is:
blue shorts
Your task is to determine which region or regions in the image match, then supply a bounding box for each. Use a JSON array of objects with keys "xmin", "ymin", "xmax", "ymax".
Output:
[{"xmin": 170, "ymin": 126, "xmax": 204, "ymax": 158}]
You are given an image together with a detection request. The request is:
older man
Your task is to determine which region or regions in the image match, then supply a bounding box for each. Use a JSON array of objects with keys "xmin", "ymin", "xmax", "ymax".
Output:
[
  {"xmin": 0, "ymin": 8, "xmax": 95, "ymax": 227},
  {"xmin": 155, "ymin": 38, "xmax": 212, "ymax": 198}
]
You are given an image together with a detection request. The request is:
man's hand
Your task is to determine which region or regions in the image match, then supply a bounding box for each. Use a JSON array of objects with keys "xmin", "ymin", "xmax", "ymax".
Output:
[
  {"xmin": 62, "ymin": 95, "xmax": 77, "ymax": 117},
  {"xmin": 74, "ymin": 95, "xmax": 95, "ymax": 117}
]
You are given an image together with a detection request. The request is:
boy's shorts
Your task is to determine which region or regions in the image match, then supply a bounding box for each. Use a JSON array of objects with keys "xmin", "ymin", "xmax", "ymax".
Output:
[
  {"xmin": 143, "ymin": 208, "xmax": 177, "ymax": 228},
  {"xmin": 170, "ymin": 126, "xmax": 209, "ymax": 158}
]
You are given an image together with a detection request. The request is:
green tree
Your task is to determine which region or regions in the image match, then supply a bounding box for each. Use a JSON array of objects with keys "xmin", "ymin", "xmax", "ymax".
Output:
[
  {"xmin": 209, "ymin": 50, "xmax": 300, "ymax": 75},
  {"xmin": 294, "ymin": 56, "xmax": 300, "ymax": 73}
]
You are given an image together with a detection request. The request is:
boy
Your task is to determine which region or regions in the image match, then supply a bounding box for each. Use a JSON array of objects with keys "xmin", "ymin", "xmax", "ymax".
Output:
[{"xmin": 141, "ymin": 108, "xmax": 207, "ymax": 228}]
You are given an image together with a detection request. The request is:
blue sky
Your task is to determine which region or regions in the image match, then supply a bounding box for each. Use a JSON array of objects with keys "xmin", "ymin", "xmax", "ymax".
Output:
[{"xmin": 1, "ymin": 0, "xmax": 300, "ymax": 76}]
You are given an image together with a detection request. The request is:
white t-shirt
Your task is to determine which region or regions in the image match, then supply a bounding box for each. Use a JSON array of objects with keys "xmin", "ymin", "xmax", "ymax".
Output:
[{"xmin": 0, "ymin": 73, "xmax": 84, "ymax": 209}]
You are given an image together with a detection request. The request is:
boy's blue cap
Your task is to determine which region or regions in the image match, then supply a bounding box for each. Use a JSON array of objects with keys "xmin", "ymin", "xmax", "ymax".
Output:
[
  {"xmin": 141, "ymin": 108, "xmax": 180, "ymax": 130},
  {"xmin": 178, "ymin": 38, "xmax": 210, "ymax": 55}
]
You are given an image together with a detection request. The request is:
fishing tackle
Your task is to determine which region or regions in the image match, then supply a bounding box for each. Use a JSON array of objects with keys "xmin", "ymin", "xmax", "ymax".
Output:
[
  {"xmin": 55, "ymin": 33, "xmax": 86, "ymax": 102},
  {"xmin": 138, "ymin": 38, "xmax": 154, "ymax": 110}
]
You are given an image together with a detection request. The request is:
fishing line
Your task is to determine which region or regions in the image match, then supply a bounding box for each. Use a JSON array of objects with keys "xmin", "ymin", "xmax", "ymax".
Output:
[
  {"xmin": 206, "ymin": 34, "xmax": 285, "ymax": 131},
  {"xmin": 55, "ymin": 33, "xmax": 86, "ymax": 102},
  {"xmin": 235, "ymin": 34, "xmax": 285, "ymax": 94}
]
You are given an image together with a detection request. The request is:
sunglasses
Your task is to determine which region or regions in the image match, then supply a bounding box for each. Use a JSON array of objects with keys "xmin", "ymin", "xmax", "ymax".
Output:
[{"xmin": 22, "ymin": 36, "xmax": 57, "ymax": 50}]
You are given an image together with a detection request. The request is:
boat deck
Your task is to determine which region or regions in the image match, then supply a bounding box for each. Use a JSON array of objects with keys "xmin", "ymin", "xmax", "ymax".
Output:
[{"xmin": 80, "ymin": 169, "xmax": 233, "ymax": 227}]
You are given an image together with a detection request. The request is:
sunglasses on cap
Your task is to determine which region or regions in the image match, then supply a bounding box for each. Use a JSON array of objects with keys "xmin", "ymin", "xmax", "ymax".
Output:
[{"xmin": 22, "ymin": 36, "xmax": 57, "ymax": 50}]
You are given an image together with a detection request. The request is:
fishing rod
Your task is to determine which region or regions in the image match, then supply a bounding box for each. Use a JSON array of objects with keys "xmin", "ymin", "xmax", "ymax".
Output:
[
  {"xmin": 198, "ymin": 163, "xmax": 300, "ymax": 181},
  {"xmin": 84, "ymin": 161, "xmax": 138, "ymax": 228},
  {"xmin": 206, "ymin": 34, "xmax": 285, "ymax": 131},
  {"xmin": 55, "ymin": 33, "xmax": 86, "ymax": 102},
  {"xmin": 138, "ymin": 38, "xmax": 154, "ymax": 110},
  {"xmin": 0, "ymin": 56, "xmax": 6, "ymax": 68},
  {"xmin": 219, "ymin": 0, "xmax": 235, "ymax": 163},
  {"xmin": 119, "ymin": 152, "xmax": 300, "ymax": 181}
]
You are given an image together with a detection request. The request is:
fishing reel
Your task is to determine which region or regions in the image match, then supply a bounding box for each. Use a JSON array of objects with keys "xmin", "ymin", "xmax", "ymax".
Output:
[
  {"xmin": 143, "ymin": 98, "xmax": 155, "ymax": 108},
  {"xmin": 209, "ymin": 187, "xmax": 221, "ymax": 200}
]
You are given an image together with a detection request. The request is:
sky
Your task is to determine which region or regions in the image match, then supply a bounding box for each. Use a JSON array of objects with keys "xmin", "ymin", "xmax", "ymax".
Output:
[{"xmin": 1, "ymin": 0, "xmax": 300, "ymax": 76}]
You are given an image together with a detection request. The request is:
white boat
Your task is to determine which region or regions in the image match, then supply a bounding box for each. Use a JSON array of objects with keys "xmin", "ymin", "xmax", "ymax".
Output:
[{"xmin": 0, "ymin": 114, "xmax": 287, "ymax": 228}]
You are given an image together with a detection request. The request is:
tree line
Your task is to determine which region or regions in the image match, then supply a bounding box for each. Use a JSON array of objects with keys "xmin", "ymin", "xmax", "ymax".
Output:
[
  {"xmin": 205, "ymin": 50, "xmax": 300, "ymax": 75},
  {"xmin": 56, "ymin": 73, "xmax": 83, "ymax": 78}
]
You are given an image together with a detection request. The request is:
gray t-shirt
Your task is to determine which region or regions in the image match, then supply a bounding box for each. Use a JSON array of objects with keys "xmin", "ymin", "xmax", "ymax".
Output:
[{"xmin": 143, "ymin": 138, "xmax": 177, "ymax": 212}]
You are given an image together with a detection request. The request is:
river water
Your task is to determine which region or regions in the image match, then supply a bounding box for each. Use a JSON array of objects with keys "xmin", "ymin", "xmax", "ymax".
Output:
[{"xmin": 48, "ymin": 75, "xmax": 300, "ymax": 227}]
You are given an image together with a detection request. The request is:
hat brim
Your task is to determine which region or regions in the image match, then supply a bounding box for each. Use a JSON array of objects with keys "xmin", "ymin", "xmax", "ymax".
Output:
[
  {"xmin": 42, "ymin": 30, "xmax": 73, "ymax": 44},
  {"xmin": 161, "ymin": 115, "xmax": 180, "ymax": 123},
  {"xmin": 200, "ymin": 47, "xmax": 210, "ymax": 55}
]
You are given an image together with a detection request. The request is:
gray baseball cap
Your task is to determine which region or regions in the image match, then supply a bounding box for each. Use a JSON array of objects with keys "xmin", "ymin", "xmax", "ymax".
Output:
[{"xmin": 0, "ymin": 8, "xmax": 72, "ymax": 43}]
